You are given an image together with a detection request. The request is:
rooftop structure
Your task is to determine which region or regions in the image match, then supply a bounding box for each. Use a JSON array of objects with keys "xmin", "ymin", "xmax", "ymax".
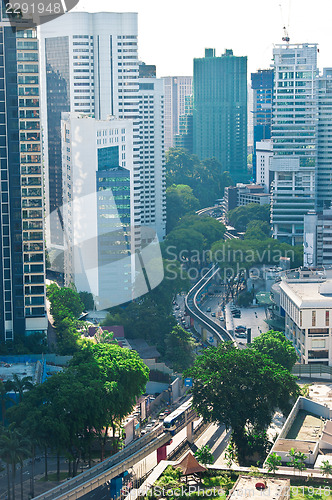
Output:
[{"xmin": 227, "ymin": 476, "xmax": 290, "ymax": 500}]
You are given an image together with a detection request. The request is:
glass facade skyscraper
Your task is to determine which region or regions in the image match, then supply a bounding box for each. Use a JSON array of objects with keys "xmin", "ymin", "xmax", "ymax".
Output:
[
  {"xmin": 251, "ymin": 69, "xmax": 273, "ymax": 181},
  {"xmin": 0, "ymin": 8, "xmax": 46, "ymax": 342},
  {"xmin": 193, "ymin": 48, "xmax": 248, "ymax": 182}
]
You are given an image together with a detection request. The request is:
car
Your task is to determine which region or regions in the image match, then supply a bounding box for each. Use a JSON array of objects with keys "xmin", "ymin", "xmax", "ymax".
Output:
[
  {"xmin": 231, "ymin": 308, "xmax": 240, "ymax": 313},
  {"xmin": 219, "ymin": 316, "xmax": 224, "ymax": 322},
  {"xmin": 145, "ymin": 423, "xmax": 153, "ymax": 430},
  {"xmin": 206, "ymin": 307, "xmax": 211, "ymax": 312},
  {"xmin": 235, "ymin": 326, "xmax": 246, "ymax": 332},
  {"xmin": 233, "ymin": 314, "xmax": 241, "ymax": 319},
  {"xmin": 141, "ymin": 429, "xmax": 147, "ymax": 435},
  {"xmin": 158, "ymin": 413, "xmax": 165, "ymax": 420},
  {"xmin": 236, "ymin": 332, "xmax": 247, "ymax": 338},
  {"xmin": 211, "ymin": 312, "xmax": 216, "ymax": 317},
  {"xmin": 236, "ymin": 325, "xmax": 246, "ymax": 330},
  {"xmin": 175, "ymin": 306, "xmax": 180, "ymax": 310}
]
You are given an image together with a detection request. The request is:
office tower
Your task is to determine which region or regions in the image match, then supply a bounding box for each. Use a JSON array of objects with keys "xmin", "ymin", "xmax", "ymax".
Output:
[
  {"xmin": 0, "ymin": 11, "xmax": 47, "ymax": 341},
  {"xmin": 138, "ymin": 64, "xmax": 166, "ymax": 241},
  {"xmin": 271, "ymin": 43, "xmax": 318, "ymax": 245},
  {"xmin": 193, "ymin": 48, "xmax": 247, "ymax": 182},
  {"xmin": 60, "ymin": 113, "xmax": 135, "ymax": 308},
  {"xmin": 256, "ymin": 140, "xmax": 273, "ymax": 193},
  {"xmin": 174, "ymin": 95, "xmax": 194, "ymax": 154},
  {"xmin": 251, "ymin": 69, "xmax": 273, "ymax": 181},
  {"xmin": 304, "ymin": 209, "xmax": 332, "ymax": 267},
  {"xmin": 316, "ymin": 68, "xmax": 332, "ymax": 211},
  {"xmin": 162, "ymin": 76, "xmax": 193, "ymax": 151},
  {"xmin": 39, "ymin": 12, "xmax": 141, "ymax": 247}
]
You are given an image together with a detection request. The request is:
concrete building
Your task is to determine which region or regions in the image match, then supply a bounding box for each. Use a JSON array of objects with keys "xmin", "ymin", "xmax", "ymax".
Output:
[
  {"xmin": 279, "ymin": 267, "xmax": 332, "ymax": 366},
  {"xmin": 256, "ymin": 140, "xmax": 273, "ymax": 193},
  {"xmin": 0, "ymin": 9, "xmax": 47, "ymax": 342},
  {"xmin": 304, "ymin": 209, "xmax": 332, "ymax": 267},
  {"xmin": 139, "ymin": 64, "xmax": 166, "ymax": 241},
  {"xmin": 60, "ymin": 113, "xmax": 135, "ymax": 309},
  {"xmin": 174, "ymin": 95, "xmax": 193, "ymax": 154},
  {"xmin": 162, "ymin": 76, "xmax": 192, "ymax": 151},
  {"xmin": 271, "ymin": 44, "xmax": 318, "ymax": 245},
  {"xmin": 223, "ymin": 183, "xmax": 270, "ymax": 216},
  {"xmin": 193, "ymin": 48, "xmax": 248, "ymax": 182},
  {"xmin": 251, "ymin": 69, "xmax": 273, "ymax": 181},
  {"xmin": 39, "ymin": 12, "xmax": 141, "ymax": 247}
]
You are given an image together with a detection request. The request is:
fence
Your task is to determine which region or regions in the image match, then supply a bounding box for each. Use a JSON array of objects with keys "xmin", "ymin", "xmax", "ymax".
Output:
[{"xmin": 292, "ymin": 363, "xmax": 332, "ymax": 380}]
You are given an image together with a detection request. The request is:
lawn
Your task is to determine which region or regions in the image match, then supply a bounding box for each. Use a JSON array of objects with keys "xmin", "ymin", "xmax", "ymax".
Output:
[{"xmin": 290, "ymin": 485, "xmax": 332, "ymax": 500}]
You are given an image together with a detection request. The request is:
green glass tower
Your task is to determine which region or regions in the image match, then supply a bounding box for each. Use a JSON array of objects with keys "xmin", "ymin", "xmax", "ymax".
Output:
[{"xmin": 193, "ymin": 49, "xmax": 248, "ymax": 182}]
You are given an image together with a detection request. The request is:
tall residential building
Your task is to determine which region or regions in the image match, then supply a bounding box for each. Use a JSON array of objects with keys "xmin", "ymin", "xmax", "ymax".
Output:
[
  {"xmin": 138, "ymin": 64, "xmax": 166, "ymax": 241},
  {"xmin": 174, "ymin": 95, "xmax": 194, "ymax": 154},
  {"xmin": 60, "ymin": 113, "xmax": 135, "ymax": 309},
  {"xmin": 316, "ymin": 68, "xmax": 332, "ymax": 211},
  {"xmin": 0, "ymin": 11, "xmax": 47, "ymax": 342},
  {"xmin": 251, "ymin": 69, "xmax": 273, "ymax": 181},
  {"xmin": 193, "ymin": 48, "xmax": 247, "ymax": 182},
  {"xmin": 162, "ymin": 76, "xmax": 193, "ymax": 151},
  {"xmin": 39, "ymin": 12, "xmax": 141, "ymax": 247},
  {"xmin": 304, "ymin": 209, "xmax": 332, "ymax": 267},
  {"xmin": 271, "ymin": 43, "xmax": 318, "ymax": 245}
]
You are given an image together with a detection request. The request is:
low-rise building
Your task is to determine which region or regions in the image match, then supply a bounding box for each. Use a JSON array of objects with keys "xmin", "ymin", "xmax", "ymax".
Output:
[
  {"xmin": 223, "ymin": 183, "xmax": 270, "ymax": 217},
  {"xmin": 279, "ymin": 267, "xmax": 332, "ymax": 365}
]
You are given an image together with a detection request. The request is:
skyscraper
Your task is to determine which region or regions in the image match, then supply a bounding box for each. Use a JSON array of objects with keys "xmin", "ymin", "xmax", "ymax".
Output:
[
  {"xmin": 271, "ymin": 43, "xmax": 318, "ymax": 245},
  {"xmin": 251, "ymin": 69, "xmax": 273, "ymax": 181},
  {"xmin": 193, "ymin": 48, "xmax": 247, "ymax": 182},
  {"xmin": 0, "ymin": 8, "xmax": 47, "ymax": 342},
  {"xmin": 162, "ymin": 76, "xmax": 193, "ymax": 151},
  {"xmin": 316, "ymin": 68, "xmax": 332, "ymax": 211},
  {"xmin": 139, "ymin": 64, "xmax": 166, "ymax": 241},
  {"xmin": 174, "ymin": 95, "xmax": 193, "ymax": 154},
  {"xmin": 39, "ymin": 12, "xmax": 141, "ymax": 247}
]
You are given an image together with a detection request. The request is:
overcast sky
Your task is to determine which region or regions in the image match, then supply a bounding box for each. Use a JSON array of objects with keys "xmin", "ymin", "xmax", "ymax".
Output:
[{"xmin": 72, "ymin": 0, "xmax": 332, "ymax": 79}]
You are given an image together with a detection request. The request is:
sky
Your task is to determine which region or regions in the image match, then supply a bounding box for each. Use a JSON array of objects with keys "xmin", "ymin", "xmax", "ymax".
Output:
[{"xmin": 72, "ymin": 0, "xmax": 332, "ymax": 79}]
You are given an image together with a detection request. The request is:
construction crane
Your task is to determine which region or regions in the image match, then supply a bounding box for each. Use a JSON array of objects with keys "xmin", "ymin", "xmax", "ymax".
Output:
[{"xmin": 279, "ymin": 1, "xmax": 291, "ymax": 43}]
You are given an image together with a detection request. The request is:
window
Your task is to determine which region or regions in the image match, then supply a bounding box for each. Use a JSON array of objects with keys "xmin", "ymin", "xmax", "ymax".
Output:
[
  {"xmin": 312, "ymin": 310, "xmax": 316, "ymax": 327},
  {"xmin": 326, "ymin": 310, "xmax": 330, "ymax": 326}
]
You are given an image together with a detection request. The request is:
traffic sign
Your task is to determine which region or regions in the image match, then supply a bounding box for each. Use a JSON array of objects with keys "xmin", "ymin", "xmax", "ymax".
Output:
[{"xmin": 184, "ymin": 378, "xmax": 193, "ymax": 387}]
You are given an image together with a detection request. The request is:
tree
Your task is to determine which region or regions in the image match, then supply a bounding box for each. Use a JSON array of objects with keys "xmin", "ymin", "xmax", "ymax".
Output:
[
  {"xmin": 194, "ymin": 444, "xmax": 214, "ymax": 465},
  {"xmin": 251, "ymin": 330, "xmax": 298, "ymax": 371},
  {"xmin": 79, "ymin": 291, "xmax": 94, "ymax": 311},
  {"xmin": 0, "ymin": 380, "xmax": 15, "ymax": 426},
  {"xmin": 186, "ymin": 343, "xmax": 299, "ymax": 464},
  {"xmin": 244, "ymin": 221, "xmax": 271, "ymax": 240},
  {"xmin": 320, "ymin": 460, "xmax": 332, "ymax": 478},
  {"xmin": 166, "ymin": 184, "xmax": 200, "ymax": 232},
  {"xmin": 10, "ymin": 374, "xmax": 34, "ymax": 403},
  {"xmin": 265, "ymin": 452, "xmax": 282, "ymax": 474},
  {"xmin": 165, "ymin": 326, "xmax": 196, "ymax": 372},
  {"xmin": 228, "ymin": 204, "xmax": 270, "ymax": 232},
  {"xmin": 0, "ymin": 428, "xmax": 30, "ymax": 500},
  {"xmin": 286, "ymin": 448, "xmax": 307, "ymax": 475}
]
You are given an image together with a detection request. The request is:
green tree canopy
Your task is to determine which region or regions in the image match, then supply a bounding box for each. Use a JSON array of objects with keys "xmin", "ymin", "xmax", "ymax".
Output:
[
  {"xmin": 186, "ymin": 342, "xmax": 299, "ymax": 464},
  {"xmin": 165, "ymin": 325, "xmax": 196, "ymax": 372},
  {"xmin": 166, "ymin": 184, "xmax": 200, "ymax": 232},
  {"xmin": 251, "ymin": 330, "xmax": 298, "ymax": 371},
  {"xmin": 228, "ymin": 203, "xmax": 270, "ymax": 232},
  {"xmin": 244, "ymin": 220, "xmax": 271, "ymax": 240}
]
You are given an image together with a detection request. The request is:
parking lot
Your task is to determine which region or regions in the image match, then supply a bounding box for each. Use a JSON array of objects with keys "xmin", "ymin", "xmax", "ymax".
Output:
[{"xmin": 225, "ymin": 303, "xmax": 269, "ymax": 344}]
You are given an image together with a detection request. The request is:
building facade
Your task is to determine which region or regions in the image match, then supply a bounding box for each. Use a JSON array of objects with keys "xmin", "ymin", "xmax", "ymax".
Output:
[
  {"xmin": 60, "ymin": 113, "xmax": 135, "ymax": 309},
  {"xmin": 39, "ymin": 12, "xmax": 142, "ymax": 247},
  {"xmin": 174, "ymin": 94, "xmax": 193, "ymax": 154},
  {"xmin": 138, "ymin": 64, "xmax": 166, "ymax": 241},
  {"xmin": 304, "ymin": 209, "xmax": 332, "ymax": 267},
  {"xmin": 256, "ymin": 140, "xmax": 273, "ymax": 192},
  {"xmin": 271, "ymin": 43, "xmax": 318, "ymax": 245},
  {"xmin": 316, "ymin": 68, "xmax": 332, "ymax": 211},
  {"xmin": 0, "ymin": 10, "xmax": 47, "ymax": 341},
  {"xmin": 162, "ymin": 76, "xmax": 192, "ymax": 151},
  {"xmin": 251, "ymin": 69, "xmax": 273, "ymax": 181},
  {"xmin": 279, "ymin": 268, "xmax": 332, "ymax": 366},
  {"xmin": 193, "ymin": 48, "xmax": 247, "ymax": 182}
]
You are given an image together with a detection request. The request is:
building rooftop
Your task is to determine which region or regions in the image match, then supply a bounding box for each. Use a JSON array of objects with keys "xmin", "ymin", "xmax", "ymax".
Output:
[
  {"xmin": 0, "ymin": 361, "xmax": 38, "ymax": 385},
  {"xmin": 273, "ymin": 438, "xmax": 316, "ymax": 454},
  {"xmin": 228, "ymin": 476, "xmax": 290, "ymax": 500},
  {"xmin": 126, "ymin": 339, "xmax": 161, "ymax": 360}
]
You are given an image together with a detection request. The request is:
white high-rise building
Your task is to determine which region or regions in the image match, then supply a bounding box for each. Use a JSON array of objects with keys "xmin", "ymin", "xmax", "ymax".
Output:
[
  {"xmin": 316, "ymin": 68, "xmax": 332, "ymax": 211},
  {"xmin": 60, "ymin": 113, "xmax": 135, "ymax": 309},
  {"xmin": 39, "ymin": 12, "xmax": 141, "ymax": 248},
  {"xmin": 256, "ymin": 140, "xmax": 273, "ymax": 193},
  {"xmin": 271, "ymin": 43, "xmax": 318, "ymax": 245},
  {"xmin": 139, "ymin": 64, "xmax": 166, "ymax": 241},
  {"xmin": 162, "ymin": 76, "xmax": 193, "ymax": 151}
]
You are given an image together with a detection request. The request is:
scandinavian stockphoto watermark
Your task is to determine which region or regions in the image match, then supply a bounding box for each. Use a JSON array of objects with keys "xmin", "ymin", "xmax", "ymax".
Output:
[{"xmin": 3, "ymin": 0, "xmax": 79, "ymax": 27}]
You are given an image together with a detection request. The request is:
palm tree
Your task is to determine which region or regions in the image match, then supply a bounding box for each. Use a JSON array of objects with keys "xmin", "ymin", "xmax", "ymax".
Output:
[
  {"xmin": 10, "ymin": 374, "xmax": 34, "ymax": 403},
  {"xmin": 0, "ymin": 380, "xmax": 15, "ymax": 425},
  {"xmin": 265, "ymin": 452, "xmax": 282, "ymax": 474},
  {"xmin": 320, "ymin": 460, "xmax": 332, "ymax": 478},
  {"xmin": 0, "ymin": 428, "xmax": 30, "ymax": 500}
]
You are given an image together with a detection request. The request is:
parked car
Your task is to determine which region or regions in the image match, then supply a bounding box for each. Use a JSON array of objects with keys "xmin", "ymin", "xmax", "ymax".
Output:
[
  {"xmin": 233, "ymin": 313, "xmax": 241, "ymax": 318},
  {"xmin": 211, "ymin": 312, "xmax": 216, "ymax": 317},
  {"xmin": 235, "ymin": 326, "xmax": 246, "ymax": 332},
  {"xmin": 206, "ymin": 307, "xmax": 211, "ymax": 312}
]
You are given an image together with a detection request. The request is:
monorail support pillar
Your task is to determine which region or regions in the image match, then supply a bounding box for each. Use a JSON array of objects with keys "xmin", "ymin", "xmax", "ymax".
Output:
[
  {"xmin": 110, "ymin": 471, "xmax": 128, "ymax": 499},
  {"xmin": 187, "ymin": 421, "xmax": 194, "ymax": 444},
  {"xmin": 157, "ymin": 439, "xmax": 172, "ymax": 464}
]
